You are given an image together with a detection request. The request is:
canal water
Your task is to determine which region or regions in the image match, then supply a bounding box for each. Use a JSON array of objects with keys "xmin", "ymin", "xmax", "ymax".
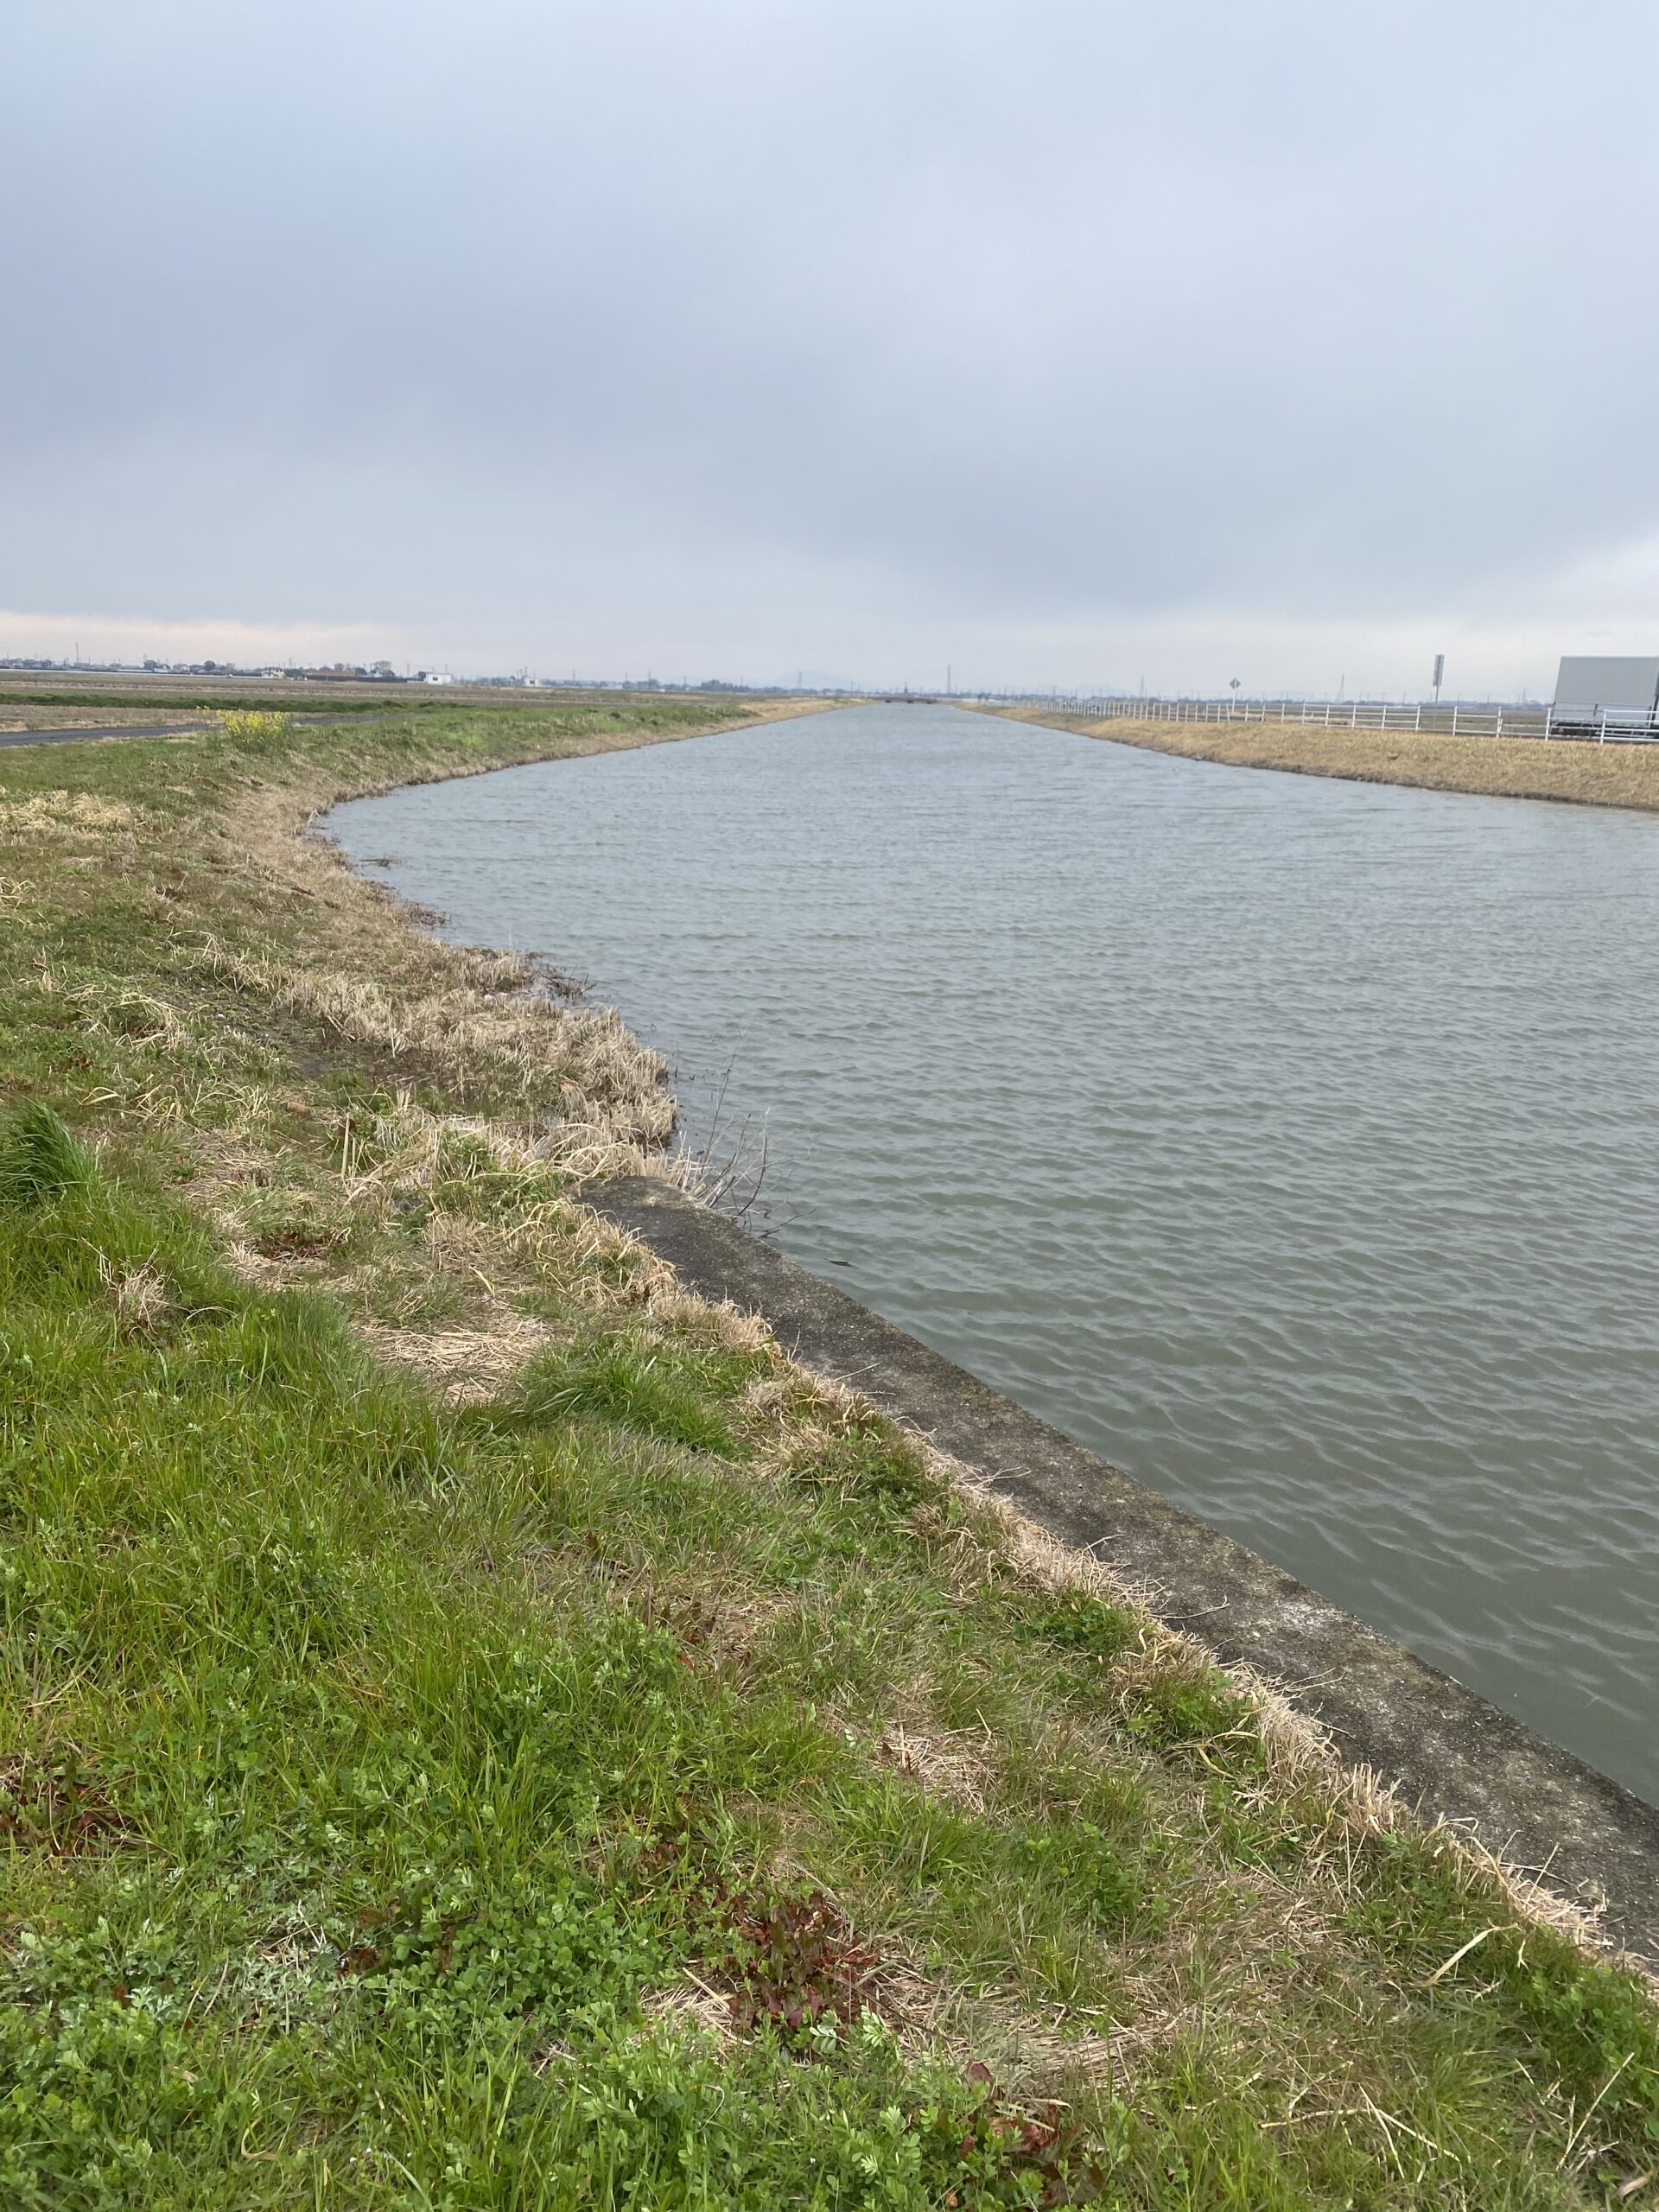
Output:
[{"xmin": 330, "ymin": 704, "xmax": 1659, "ymax": 1804}]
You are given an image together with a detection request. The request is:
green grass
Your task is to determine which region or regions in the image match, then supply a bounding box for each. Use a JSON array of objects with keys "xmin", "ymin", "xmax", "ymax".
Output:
[
  {"xmin": 2, "ymin": 703, "xmax": 1658, "ymax": 2206},
  {"xmin": 494, "ymin": 1332, "xmax": 765, "ymax": 1458}
]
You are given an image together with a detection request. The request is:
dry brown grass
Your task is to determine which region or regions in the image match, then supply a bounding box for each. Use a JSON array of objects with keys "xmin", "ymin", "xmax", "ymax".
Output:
[
  {"xmin": 0, "ymin": 788, "xmax": 139, "ymax": 836},
  {"xmin": 180, "ymin": 691, "xmax": 829, "ymax": 1140},
  {"xmin": 358, "ymin": 1311, "xmax": 555, "ymax": 1402},
  {"xmin": 875, "ymin": 1720, "xmax": 994, "ymax": 1812},
  {"xmin": 95, "ymin": 1254, "xmax": 171, "ymax": 1338},
  {"xmin": 0, "ymin": 704, "xmax": 204, "ymax": 732},
  {"xmin": 194, "ymin": 938, "xmax": 677, "ymax": 1150},
  {"xmin": 16, "ymin": 702, "xmax": 829, "ymax": 1401},
  {"xmin": 993, "ymin": 707, "xmax": 1659, "ymax": 814}
]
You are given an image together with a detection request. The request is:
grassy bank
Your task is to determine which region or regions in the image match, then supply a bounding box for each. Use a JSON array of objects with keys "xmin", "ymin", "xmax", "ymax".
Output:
[
  {"xmin": 987, "ymin": 708, "xmax": 1659, "ymax": 814},
  {"xmin": 3, "ymin": 700, "xmax": 1658, "ymax": 2208}
]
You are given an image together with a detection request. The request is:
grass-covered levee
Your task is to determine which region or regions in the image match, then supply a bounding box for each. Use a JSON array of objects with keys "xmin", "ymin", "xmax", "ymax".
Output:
[{"xmin": 1, "ymin": 701, "xmax": 1656, "ymax": 2209}]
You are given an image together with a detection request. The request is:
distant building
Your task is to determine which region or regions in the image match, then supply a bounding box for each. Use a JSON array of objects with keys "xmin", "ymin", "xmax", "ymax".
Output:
[
  {"xmin": 1553, "ymin": 656, "xmax": 1659, "ymax": 730},
  {"xmin": 420, "ymin": 671, "xmax": 455, "ymax": 684}
]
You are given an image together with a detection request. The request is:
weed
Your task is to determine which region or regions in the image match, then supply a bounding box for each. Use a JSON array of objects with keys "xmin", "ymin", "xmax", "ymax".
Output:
[
  {"xmin": 1116, "ymin": 1655, "xmax": 1257, "ymax": 1759},
  {"xmin": 1011, "ymin": 1588, "xmax": 1139, "ymax": 1662},
  {"xmin": 719, "ymin": 1885, "xmax": 882, "ymax": 2041},
  {"xmin": 782, "ymin": 1418, "xmax": 941, "ymax": 1511},
  {"xmin": 0, "ymin": 1750, "xmax": 129, "ymax": 1855},
  {"xmin": 212, "ymin": 709, "xmax": 291, "ymax": 742}
]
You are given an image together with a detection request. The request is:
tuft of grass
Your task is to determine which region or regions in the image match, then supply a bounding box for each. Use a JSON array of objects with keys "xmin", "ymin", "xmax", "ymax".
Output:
[
  {"xmin": 0, "ymin": 1102, "xmax": 94, "ymax": 1210},
  {"xmin": 1346, "ymin": 1825, "xmax": 1659, "ymax": 2151},
  {"xmin": 496, "ymin": 1329, "xmax": 762, "ymax": 1456},
  {"xmin": 780, "ymin": 1418, "xmax": 942, "ymax": 1511},
  {"xmin": 1010, "ymin": 1587, "xmax": 1140, "ymax": 1661},
  {"xmin": 1116, "ymin": 1652, "xmax": 1258, "ymax": 1758}
]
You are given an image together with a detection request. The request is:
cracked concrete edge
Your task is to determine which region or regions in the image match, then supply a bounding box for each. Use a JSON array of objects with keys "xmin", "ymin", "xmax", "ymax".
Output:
[{"xmin": 591, "ymin": 1175, "xmax": 1659, "ymax": 1967}]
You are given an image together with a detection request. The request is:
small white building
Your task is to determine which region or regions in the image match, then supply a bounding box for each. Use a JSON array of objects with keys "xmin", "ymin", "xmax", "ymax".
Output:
[{"xmin": 1553, "ymin": 656, "xmax": 1659, "ymax": 727}]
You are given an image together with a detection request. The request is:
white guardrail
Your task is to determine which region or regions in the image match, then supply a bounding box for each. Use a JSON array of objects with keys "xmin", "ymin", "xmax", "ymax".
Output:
[{"xmin": 1027, "ymin": 696, "xmax": 1659, "ymax": 744}]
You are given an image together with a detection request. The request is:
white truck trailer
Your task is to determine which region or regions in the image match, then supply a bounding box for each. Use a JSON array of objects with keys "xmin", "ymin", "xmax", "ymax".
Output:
[{"xmin": 1552, "ymin": 656, "xmax": 1659, "ymax": 735}]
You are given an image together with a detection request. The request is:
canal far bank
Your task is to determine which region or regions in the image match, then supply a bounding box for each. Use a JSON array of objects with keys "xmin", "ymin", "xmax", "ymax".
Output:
[
  {"xmin": 3, "ymin": 699, "xmax": 1658, "ymax": 2202},
  {"xmin": 983, "ymin": 702, "xmax": 1659, "ymax": 812}
]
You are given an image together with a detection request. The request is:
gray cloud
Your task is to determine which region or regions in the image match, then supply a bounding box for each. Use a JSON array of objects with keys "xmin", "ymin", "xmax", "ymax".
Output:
[{"xmin": 5, "ymin": 0, "xmax": 1658, "ymax": 690}]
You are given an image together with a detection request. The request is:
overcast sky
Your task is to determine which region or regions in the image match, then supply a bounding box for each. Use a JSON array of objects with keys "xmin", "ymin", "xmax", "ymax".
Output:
[{"xmin": 5, "ymin": 2, "xmax": 1657, "ymax": 695}]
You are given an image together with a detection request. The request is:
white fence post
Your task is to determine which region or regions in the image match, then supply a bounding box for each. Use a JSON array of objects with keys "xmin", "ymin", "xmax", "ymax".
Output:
[{"xmin": 1096, "ymin": 692, "xmax": 1573, "ymax": 743}]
